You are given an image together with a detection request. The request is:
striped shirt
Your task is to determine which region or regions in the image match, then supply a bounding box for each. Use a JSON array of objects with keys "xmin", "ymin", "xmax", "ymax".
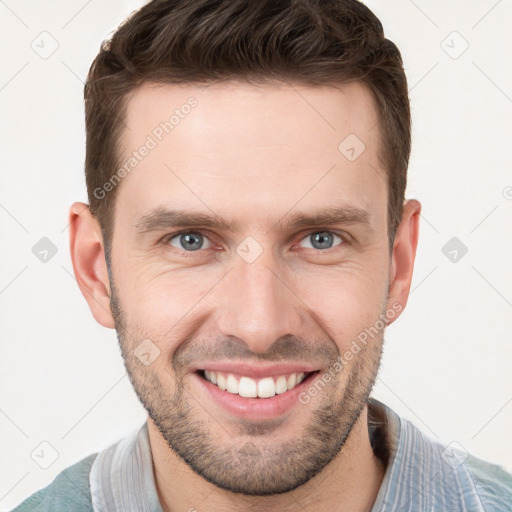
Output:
[{"xmin": 12, "ymin": 399, "xmax": 512, "ymax": 511}]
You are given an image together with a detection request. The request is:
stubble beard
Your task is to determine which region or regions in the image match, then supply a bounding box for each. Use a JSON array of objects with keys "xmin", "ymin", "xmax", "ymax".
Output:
[{"xmin": 109, "ymin": 284, "xmax": 384, "ymax": 496}]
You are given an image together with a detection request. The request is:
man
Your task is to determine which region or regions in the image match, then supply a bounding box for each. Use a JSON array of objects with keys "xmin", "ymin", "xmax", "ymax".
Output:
[{"xmin": 13, "ymin": 0, "xmax": 512, "ymax": 510}]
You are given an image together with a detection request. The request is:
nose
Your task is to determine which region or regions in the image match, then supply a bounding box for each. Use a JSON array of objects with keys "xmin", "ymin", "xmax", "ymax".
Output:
[{"xmin": 213, "ymin": 249, "xmax": 304, "ymax": 354}]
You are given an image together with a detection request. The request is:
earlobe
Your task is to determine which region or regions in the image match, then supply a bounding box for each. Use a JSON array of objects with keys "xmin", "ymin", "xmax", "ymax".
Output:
[
  {"xmin": 386, "ymin": 199, "xmax": 421, "ymax": 326},
  {"xmin": 69, "ymin": 202, "xmax": 115, "ymax": 329}
]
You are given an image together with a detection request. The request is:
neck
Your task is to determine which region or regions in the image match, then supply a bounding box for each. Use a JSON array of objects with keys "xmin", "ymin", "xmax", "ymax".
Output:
[{"xmin": 148, "ymin": 406, "xmax": 385, "ymax": 512}]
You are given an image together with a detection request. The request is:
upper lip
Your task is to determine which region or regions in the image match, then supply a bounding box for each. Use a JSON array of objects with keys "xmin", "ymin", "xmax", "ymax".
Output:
[{"xmin": 194, "ymin": 362, "xmax": 319, "ymax": 379}]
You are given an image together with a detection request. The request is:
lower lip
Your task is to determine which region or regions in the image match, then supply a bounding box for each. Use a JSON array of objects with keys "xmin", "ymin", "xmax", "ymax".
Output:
[{"xmin": 193, "ymin": 371, "xmax": 318, "ymax": 420}]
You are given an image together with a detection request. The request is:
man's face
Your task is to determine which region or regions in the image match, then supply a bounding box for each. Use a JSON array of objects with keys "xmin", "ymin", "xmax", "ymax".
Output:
[{"xmin": 108, "ymin": 80, "xmax": 396, "ymax": 495}]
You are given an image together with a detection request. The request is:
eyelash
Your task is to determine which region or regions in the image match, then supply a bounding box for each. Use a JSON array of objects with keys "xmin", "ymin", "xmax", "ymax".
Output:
[{"xmin": 159, "ymin": 229, "xmax": 349, "ymax": 256}]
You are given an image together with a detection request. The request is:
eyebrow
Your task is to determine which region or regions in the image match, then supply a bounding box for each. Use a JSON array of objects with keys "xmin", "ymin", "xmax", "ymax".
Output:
[{"xmin": 134, "ymin": 205, "xmax": 372, "ymax": 234}]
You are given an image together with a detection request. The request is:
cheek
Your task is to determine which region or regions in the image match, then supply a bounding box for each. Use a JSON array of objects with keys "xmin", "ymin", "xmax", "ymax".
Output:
[
  {"xmin": 290, "ymin": 263, "xmax": 388, "ymax": 352},
  {"xmin": 115, "ymin": 258, "xmax": 223, "ymax": 345}
]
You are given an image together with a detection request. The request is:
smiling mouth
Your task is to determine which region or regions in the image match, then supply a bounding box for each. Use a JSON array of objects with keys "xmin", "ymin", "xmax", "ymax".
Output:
[{"xmin": 197, "ymin": 370, "xmax": 318, "ymax": 398}]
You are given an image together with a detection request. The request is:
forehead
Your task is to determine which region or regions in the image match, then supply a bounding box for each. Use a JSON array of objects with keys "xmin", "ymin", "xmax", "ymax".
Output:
[{"xmin": 115, "ymin": 80, "xmax": 386, "ymax": 231}]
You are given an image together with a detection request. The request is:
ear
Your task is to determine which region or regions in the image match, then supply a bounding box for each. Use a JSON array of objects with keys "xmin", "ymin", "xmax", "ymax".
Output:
[
  {"xmin": 385, "ymin": 199, "xmax": 421, "ymax": 326},
  {"xmin": 69, "ymin": 202, "xmax": 115, "ymax": 328}
]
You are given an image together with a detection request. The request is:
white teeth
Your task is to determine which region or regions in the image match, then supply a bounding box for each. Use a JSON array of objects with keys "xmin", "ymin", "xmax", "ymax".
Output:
[
  {"xmin": 203, "ymin": 370, "xmax": 311, "ymax": 398},
  {"xmin": 239, "ymin": 376, "xmax": 258, "ymax": 398},
  {"xmin": 216, "ymin": 373, "xmax": 227, "ymax": 391},
  {"xmin": 257, "ymin": 377, "xmax": 276, "ymax": 398},
  {"xmin": 226, "ymin": 374, "xmax": 239, "ymax": 394},
  {"xmin": 275, "ymin": 375, "xmax": 287, "ymax": 394}
]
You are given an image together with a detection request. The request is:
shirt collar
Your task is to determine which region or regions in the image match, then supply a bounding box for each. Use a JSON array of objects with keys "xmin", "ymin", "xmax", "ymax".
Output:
[{"xmin": 90, "ymin": 421, "xmax": 163, "ymax": 512}]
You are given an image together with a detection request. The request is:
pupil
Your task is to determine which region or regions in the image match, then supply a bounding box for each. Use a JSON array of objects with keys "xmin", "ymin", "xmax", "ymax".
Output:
[
  {"xmin": 312, "ymin": 232, "xmax": 333, "ymax": 249},
  {"xmin": 181, "ymin": 233, "xmax": 202, "ymax": 251}
]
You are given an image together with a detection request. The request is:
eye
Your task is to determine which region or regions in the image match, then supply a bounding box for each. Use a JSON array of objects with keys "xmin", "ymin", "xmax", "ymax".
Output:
[
  {"xmin": 167, "ymin": 231, "xmax": 212, "ymax": 252},
  {"xmin": 298, "ymin": 231, "xmax": 344, "ymax": 250}
]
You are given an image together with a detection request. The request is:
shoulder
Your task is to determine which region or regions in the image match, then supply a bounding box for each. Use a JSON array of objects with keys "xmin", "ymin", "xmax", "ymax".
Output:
[
  {"xmin": 371, "ymin": 400, "xmax": 512, "ymax": 512},
  {"xmin": 10, "ymin": 453, "xmax": 98, "ymax": 512},
  {"xmin": 400, "ymin": 417, "xmax": 512, "ymax": 511},
  {"xmin": 461, "ymin": 451, "xmax": 512, "ymax": 511}
]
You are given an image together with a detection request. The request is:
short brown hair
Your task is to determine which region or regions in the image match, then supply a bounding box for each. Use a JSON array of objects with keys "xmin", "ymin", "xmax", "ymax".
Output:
[{"xmin": 84, "ymin": 0, "xmax": 410, "ymax": 252}]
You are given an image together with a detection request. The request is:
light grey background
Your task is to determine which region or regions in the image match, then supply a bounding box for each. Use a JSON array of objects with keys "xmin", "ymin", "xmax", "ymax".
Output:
[{"xmin": 1, "ymin": 0, "xmax": 511, "ymax": 509}]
